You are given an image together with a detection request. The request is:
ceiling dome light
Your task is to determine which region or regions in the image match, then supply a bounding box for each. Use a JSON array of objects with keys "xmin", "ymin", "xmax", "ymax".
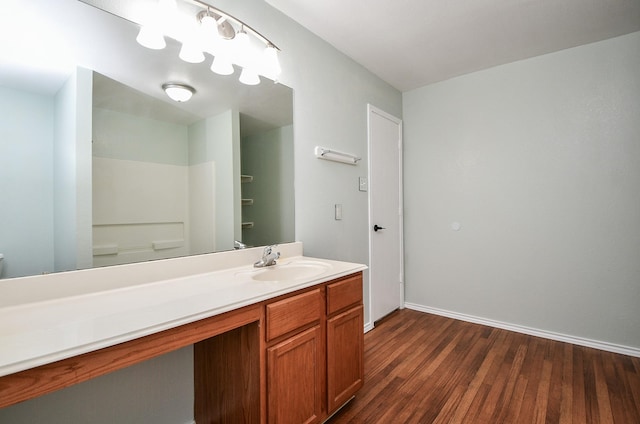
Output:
[
  {"xmin": 239, "ymin": 67, "xmax": 260, "ymax": 85},
  {"xmin": 162, "ymin": 83, "xmax": 195, "ymax": 102}
]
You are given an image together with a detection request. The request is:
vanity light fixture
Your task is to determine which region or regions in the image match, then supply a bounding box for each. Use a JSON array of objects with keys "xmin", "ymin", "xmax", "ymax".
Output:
[
  {"xmin": 162, "ymin": 83, "xmax": 195, "ymax": 102},
  {"xmin": 136, "ymin": 0, "xmax": 282, "ymax": 85}
]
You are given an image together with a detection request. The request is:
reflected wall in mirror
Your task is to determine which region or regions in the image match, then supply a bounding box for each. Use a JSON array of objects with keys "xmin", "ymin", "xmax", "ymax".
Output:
[{"xmin": 0, "ymin": 0, "xmax": 294, "ymax": 279}]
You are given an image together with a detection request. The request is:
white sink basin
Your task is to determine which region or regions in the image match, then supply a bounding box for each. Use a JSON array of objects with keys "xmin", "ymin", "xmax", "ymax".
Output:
[{"xmin": 248, "ymin": 260, "xmax": 330, "ymax": 282}]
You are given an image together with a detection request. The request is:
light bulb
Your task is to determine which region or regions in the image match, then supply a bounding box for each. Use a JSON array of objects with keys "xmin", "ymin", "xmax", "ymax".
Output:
[
  {"xmin": 200, "ymin": 14, "xmax": 220, "ymax": 39},
  {"xmin": 235, "ymin": 28, "xmax": 250, "ymax": 47},
  {"xmin": 179, "ymin": 38, "xmax": 205, "ymax": 63},
  {"xmin": 239, "ymin": 67, "xmax": 260, "ymax": 85},
  {"xmin": 211, "ymin": 56, "xmax": 234, "ymax": 75},
  {"xmin": 261, "ymin": 44, "xmax": 281, "ymax": 78},
  {"xmin": 136, "ymin": 25, "xmax": 166, "ymax": 50},
  {"xmin": 198, "ymin": 11, "xmax": 223, "ymax": 53},
  {"xmin": 234, "ymin": 28, "xmax": 251, "ymax": 64}
]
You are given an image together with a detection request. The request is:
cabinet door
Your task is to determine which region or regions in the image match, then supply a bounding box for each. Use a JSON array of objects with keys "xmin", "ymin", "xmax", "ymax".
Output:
[
  {"xmin": 267, "ymin": 326, "xmax": 323, "ymax": 424},
  {"xmin": 327, "ymin": 305, "xmax": 364, "ymax": 413}
]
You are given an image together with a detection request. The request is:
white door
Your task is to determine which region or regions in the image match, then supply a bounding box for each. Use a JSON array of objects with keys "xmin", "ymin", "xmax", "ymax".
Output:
[{"xmin": 368, "ymin": 104, "xmax": 403, "ymax": 323}]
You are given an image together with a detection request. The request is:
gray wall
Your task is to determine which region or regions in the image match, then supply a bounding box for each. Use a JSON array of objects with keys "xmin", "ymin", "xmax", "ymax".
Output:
[
  {"xmin": 0, "ymin": 348, "xmax": 193, "ymax": 424},
  {"xmin": 0, "ymin": 87, "xmax": 55, "ymax": 278},
  {"xmin": 0, "ymin": 0, "xmax": 402, "ymax": 422},
  {"xmin": 0, "ymin": 67, "xmax": 92, "ymax": 279},
  {"xmin": 221, "ymin": 0, "xmax": 402, "ymax": 326},
  {"xmin": 403, "ymin": 32, "xmax": 640, "ymax": 350}
]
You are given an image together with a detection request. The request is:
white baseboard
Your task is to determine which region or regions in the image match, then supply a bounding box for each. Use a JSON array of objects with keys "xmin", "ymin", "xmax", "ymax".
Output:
[
  {"xmin": 404, "ymin": 302, "xmax": 640, "ymax": 358},
  {"xmin": 364, "ymin": 320, "xmax": 374, "ymax": 333}
]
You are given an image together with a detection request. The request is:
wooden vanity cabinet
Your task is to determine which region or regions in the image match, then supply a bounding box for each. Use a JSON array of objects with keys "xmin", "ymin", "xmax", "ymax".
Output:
[
  {"xmin": 326, "ymin": 274, "xmax": 364, "ymax": 414},
  {"xmin": 264, "ymin": 272, "xmax": 364, "ymax": 424},
  {"xmin": 266, "ymin": 288, "xmax": 324, "ymax": 424},
  {"xmin": 0, "ymin": 272, "xmax": 363, "ymax": 424}
]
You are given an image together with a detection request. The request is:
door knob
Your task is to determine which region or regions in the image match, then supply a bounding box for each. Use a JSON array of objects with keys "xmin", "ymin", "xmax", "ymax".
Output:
[{"xmin": 373, "ymin": 224, "xmax": 386, "ymax": 232}]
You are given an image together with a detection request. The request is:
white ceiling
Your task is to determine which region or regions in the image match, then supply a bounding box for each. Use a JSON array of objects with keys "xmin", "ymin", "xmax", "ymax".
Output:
[{"xmin": 265, "ymin": 0, "xmax": 640, "ymax": 92}]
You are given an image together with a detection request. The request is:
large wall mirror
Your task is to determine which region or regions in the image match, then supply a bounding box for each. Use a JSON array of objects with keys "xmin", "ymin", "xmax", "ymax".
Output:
[{"xmin": 0, "ymin": 0, "xmax": 294, "ymax": 279}]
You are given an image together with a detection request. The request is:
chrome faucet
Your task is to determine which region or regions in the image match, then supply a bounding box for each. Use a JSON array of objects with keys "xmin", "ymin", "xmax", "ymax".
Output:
[
  {"xmin": 234, "ymin": 240, "xmax": 247, "ymax": 250},
  {"xmin": 254, "ymin": 245, "xmax": 280, "ymax": 268}
]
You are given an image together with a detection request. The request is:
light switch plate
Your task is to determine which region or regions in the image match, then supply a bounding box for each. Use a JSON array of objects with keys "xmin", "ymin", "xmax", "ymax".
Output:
[
  {"xmin": 335, "ymin": 204, "xmax": 343, "ymax": 220},
  {"xmin": 359, "ymin": 177, "xmax": 368, "ymax": 192}
]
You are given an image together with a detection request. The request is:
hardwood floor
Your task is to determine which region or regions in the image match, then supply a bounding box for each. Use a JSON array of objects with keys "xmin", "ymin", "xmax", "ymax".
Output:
[{"xmin": 327, "ymin": 309, "xmax": 640, "ymax": 424}]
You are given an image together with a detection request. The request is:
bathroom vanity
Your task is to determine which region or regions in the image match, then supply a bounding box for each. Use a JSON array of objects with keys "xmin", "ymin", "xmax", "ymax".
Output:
[{"xmin": 0, "ymin": 243, "xmax": 365, "ymax": 423}]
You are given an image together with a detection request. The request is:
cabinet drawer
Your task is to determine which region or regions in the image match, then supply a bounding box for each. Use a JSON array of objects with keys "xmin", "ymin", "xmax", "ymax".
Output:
[
  {"xmin": 266, "ymin": 288, "xmax": 322, "ymax": 341},
  {"xmin": 327, "ymin": 273, "xmax": 363, "ymax": 316}
]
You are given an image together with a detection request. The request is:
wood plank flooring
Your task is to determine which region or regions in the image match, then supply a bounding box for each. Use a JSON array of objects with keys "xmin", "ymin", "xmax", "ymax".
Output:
[{"xmin": 327, "ymin": 309, "xmax": 640, "ymax": 424}]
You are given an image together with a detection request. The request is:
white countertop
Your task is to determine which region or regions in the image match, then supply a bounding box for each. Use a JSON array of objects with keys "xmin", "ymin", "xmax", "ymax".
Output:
[{"xmin": 0, "ymin": 243, "xmax": 366, "ymax": 377}]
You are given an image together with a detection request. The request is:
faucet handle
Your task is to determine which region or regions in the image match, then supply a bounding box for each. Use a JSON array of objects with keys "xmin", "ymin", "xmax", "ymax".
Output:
[{"xmin": 254, "ymin": 245, "xmax": 280, "ymax": 268}]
